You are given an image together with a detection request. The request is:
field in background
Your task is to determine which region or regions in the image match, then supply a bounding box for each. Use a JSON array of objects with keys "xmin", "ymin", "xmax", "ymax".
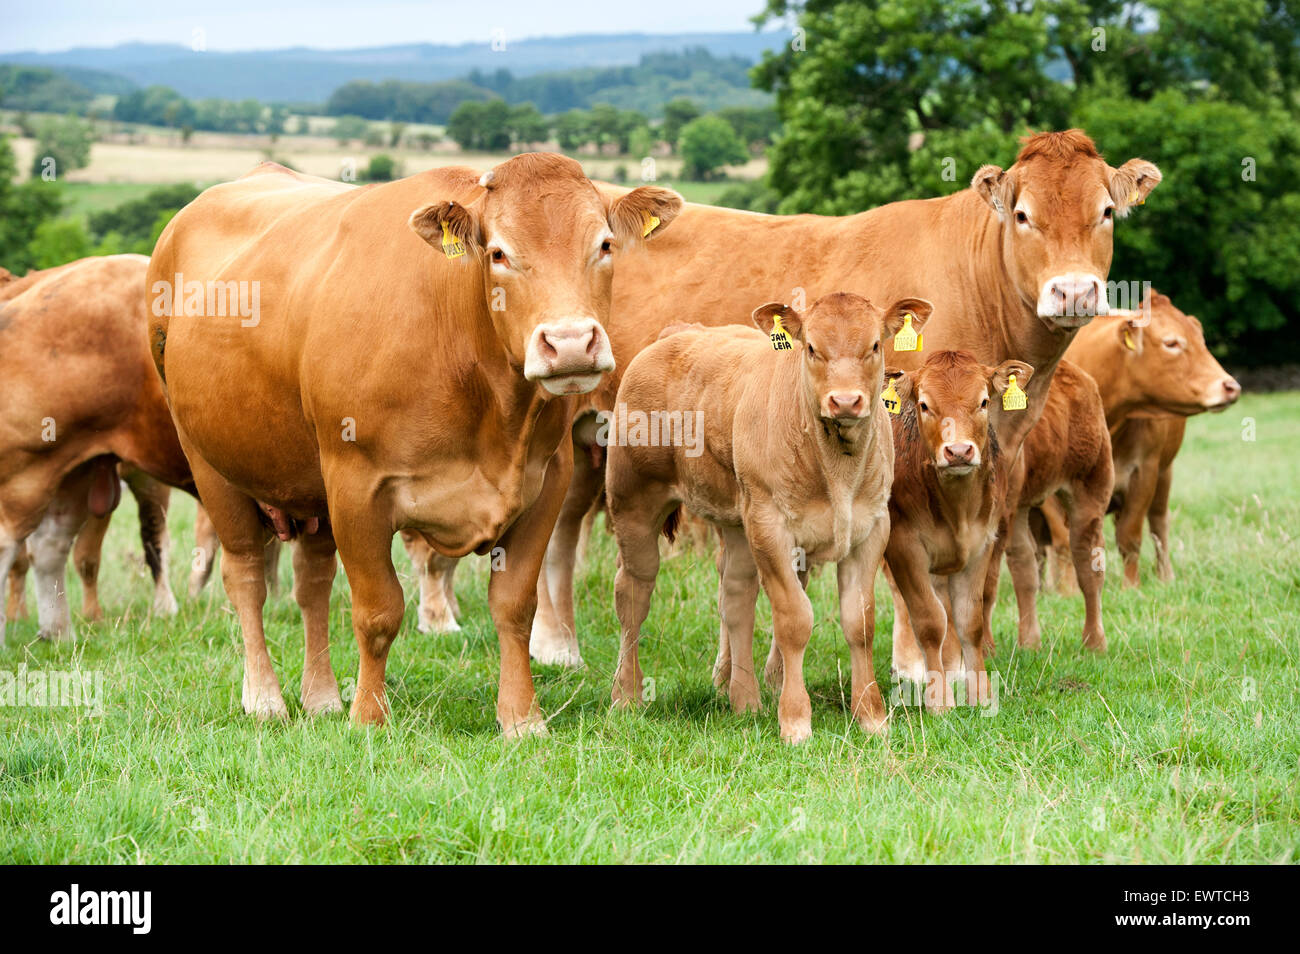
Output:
[{"xmin": 1, "ymin": 392, "xmax": 1296, "ymax": 863}]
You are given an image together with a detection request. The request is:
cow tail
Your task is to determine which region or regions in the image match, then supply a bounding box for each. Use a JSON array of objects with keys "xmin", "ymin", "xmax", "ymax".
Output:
[{"xmin": 662, "ymin": 505, "xmax": 683, "ymax": 544}]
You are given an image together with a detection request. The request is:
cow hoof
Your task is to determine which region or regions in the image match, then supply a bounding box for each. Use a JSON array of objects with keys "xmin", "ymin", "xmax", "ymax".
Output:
[
  {"xmin": 711, "ymin": 655, "xmax": 731, "ymax": 689},
  {"xmin": 502, "ymin": 715, "xmax": 548, "ymax": 740},
  {"xmin": 858, "ymin": 713, "xmax": 889, "ymax": 736},
  {"xmin": 38, "ymin": 626, "xmax": 75, "ymax": 642},
  {"xmin": 780, "ymin": 721, "xmax": 812, "ymax": 745},
  {"xmin": 417, "ymin": 615, "xmax": 461, "ymax": 635},
  {"xmin": 530, "ymin": 642, "xmax": 584, "ymax": 668},
  {"xmin": 1083, "ymin": 634, "xmax": 1107, "ymax": 654},
  {"xmin": 302, "ymin": 686, "xmax": 344, "ymax": 716},
  {"xmin": 728, "ymin": 689, "xmax": 762, "ymax": 714},
  {"xmin": 244, "ymin": 695, "xmax": 289, "ymax": 721},
  {"xmin": 152, "ymin": 591, "xmax": 180, "ymax": 616},
  {"xmin": 1018, "ymin": 632, "xmax": 1042, "ymax": 650}
]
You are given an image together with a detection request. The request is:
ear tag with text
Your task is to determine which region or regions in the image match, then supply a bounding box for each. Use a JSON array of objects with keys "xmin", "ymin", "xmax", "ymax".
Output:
[
  {"xmin": 1123, "ymin": 330, "xmax": 1137, "ymax": 351},
  {"xmin": 881, "ymin": 378, "xmax": 902, "ymax": 415},
  {"xmin": 1002, "ymin": 373, "xmax": 1028, "ymax": 411},
  {"xmin": 440, "ymin": 221, "xmax": 466, "ymax": 260},
  {"xmin": 770, "ymin": 314, "xmax": 793, "ymax": 352},
  {"xmin": 893, "ymin": 313, "xmax": 922, "ymax": 352},
  {"xmin": 1128, "ymin": 188, "xmax": 1144, "ymax": 207},
  {"xmin": 641, "ymin": 210, "xmax": 660, "ymax": 238}
]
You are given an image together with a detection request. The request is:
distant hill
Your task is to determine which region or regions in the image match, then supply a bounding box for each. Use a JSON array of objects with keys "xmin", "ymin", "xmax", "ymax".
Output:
[{"xmin": 0, "ymin": 32, "xmax": 786, "ymax": 102}]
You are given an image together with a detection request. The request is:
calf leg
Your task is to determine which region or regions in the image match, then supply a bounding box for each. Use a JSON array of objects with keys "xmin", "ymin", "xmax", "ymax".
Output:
[
  {"xmin": 1149, "ymin": 464, "xmax": 1175, "ymax": 583},
  {"xmin": 885, "ymin": 562, "xmax": 926, "ymax": 683},
  {"xmin": 747, "ymin": 519, "xmax": 814, "ymax": 743},
  {"xmin": 72, "ymin": 513, "xmax": 111, "ymax": 622},
  {"xmin": 1040, "ymin": 495, "xmax": 1077, "ymax": 595},
  {"xmin": 1005, "ymin": 506, "xmax": 1042, "ymax": 649},
  {"xmin": 1115, "ymin": 454, "xmax": 1159, "ymax": 588},
  {"xmin": 30, "ymin": 499, "xmax": 89, "ymax": 641},
  {"xmin": 948, "ymin": 556, "xmax": 993, "ymax": 707},
  {"xmin": 717, "ymin": 525, "xmax": 761, "ymax": 714},
  {"xmin": 711, "ymin": 526, "xmax": 732, "ymax": 689},
  {"xmin": 887, "ymin": 547, "xmax": 955, "ymax": 713},
  {"xmin": 0, "ymin": 543, "xmax": 21, "ymax": 645},
  {"xmin": 401, "ymin": 531, "xmax": 461, "ymax": 634},
  {"xmin": 531, "ymin": 435, "xmax": 602, "ymax": 667},
  {"xmin": 838, "ymin": 515, "xmax": 890, "ymax": 734},
  {"xmin": 124, "ymin": 471, "xmax": 178, "ymax": 615},
  {"xmin": 293, "ymin": 524, "xmax": 342, "ymax": 715},
  {"xmin": 1072, "ymin": 477, "xmax": 1111, "ymax": 653},
  {"xmin": 5, "ymin": 544, "xmax": 28, "ymax": 621},
  {"xmin": 188, "ymin": 503, "xmax": 220, "ymax": 599},
  {"xmin": 609, "ymin": 498, "xmax": 668, "ymax": 710}
]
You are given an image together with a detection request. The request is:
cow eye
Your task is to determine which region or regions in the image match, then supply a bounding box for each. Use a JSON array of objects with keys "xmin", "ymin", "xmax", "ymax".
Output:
[
  {"xmin": 871, "ymin": 340, "xmax": 879, "ymax": 354},
  {"xmin": 1103, "ymin": 206, "xmax": 1114, "ymax": 220},
  {"xmin": 599, "ymin": 239, "xmax": 613, "ymax": 257},
  {"xmin": 1163, "ymin": 337, "xmax": 1181, "ymax": 351},
  {"xmin": 918, "ymin": 401, "xmax": 929, "ymax": 414},
  {"xmin": 490, "ymin": 248, "xmax": 509, "ymax": 266},
  {"xmin": 1015, "ymin": 210, "xmax": 1029, "ymax": 225},
  {"xmin": 807, "ymin": 343, "xmax": 817, "ymax": 360},
  {"xmin": 980, "ymin": 397, "xmax": 989, "ymax": 409}
]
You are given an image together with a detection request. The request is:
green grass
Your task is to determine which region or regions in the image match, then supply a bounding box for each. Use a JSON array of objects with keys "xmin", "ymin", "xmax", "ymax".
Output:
[
  {"xmin": 2, "ymin": 393, "xmax": 1297, "ymax": 863},
  {"xmin": 54, "ymin": 182, "xmax": 187, "ymax": 221}
]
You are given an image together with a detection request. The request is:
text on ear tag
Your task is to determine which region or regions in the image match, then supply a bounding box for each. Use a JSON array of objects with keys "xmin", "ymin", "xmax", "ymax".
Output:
[
  {"xmin": 1123, "ymin": 330, "xmax": 1137, "ymax": 351},
  {"xmin": 1002, "ymin": 373, "xmax": 1028, "ymax": 411},
  {"xmin": 641, "ymin": 210, "xmax": 660, "ymax": 238},
  {"xmin": 881, "ymin": 378, "xmax": 901, "ymax": 415},
  {"xmin": 770, "ymin": 315, "xmax": 793, "ymax": 352},
  {"xmin": 440, "ymin": 221, "xmax": 466, "ymax": 260},
  {"xmin": 894, "ymin": 313, "xmax": 922, "ymax": 352}
]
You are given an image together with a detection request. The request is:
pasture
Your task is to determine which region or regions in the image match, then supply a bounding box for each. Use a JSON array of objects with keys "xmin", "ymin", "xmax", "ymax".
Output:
[{"xmin": 1, "ymin": 391, "xmax": 1295, "ymax": 864}]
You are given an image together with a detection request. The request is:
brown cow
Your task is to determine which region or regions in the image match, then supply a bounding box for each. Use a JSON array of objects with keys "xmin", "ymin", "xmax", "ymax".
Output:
[
  {"xmin": 1050, "ymin": 290, "xmax": 1241, "ymax": 586},
  {"xmin": 0, "ymin": 255, "xmax": 194, "ymax": 644},
  {"xmin": 997, "ymin": 360, "xmax": 1113, "ymax": 651},
  {"xmin": 881, "ymin": 352, "xmax": 1034, "ymax": 709},
  {"xmin": 529, "ymin": 129, "xmax": 1162, "ymax": 668},
  {"xmin": 149, "ymin": 155, "xmax": 680, "ymax": 734},
  {"xmin": 607, "ymin": 293, "xmax": 921, "ymax": 741}
]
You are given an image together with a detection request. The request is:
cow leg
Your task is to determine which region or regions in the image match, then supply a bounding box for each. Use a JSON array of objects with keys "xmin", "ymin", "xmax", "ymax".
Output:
[
  {"xmin": 1149, "ymin": 464, "xmax": 1175, "ymax": 583},
  {"xmin": 30, "ymin": 488, "xmax": 91, "ymax": 642},
  {"xmin": 762, "ymin": 564, "xmax": 810, "ymax": 690},
  {"xmin": 1115, "ymin": 455, "xmax": 1159, "ymax": 588},
  {"xmin": 5, "ymin": 544, "xmax": 29, "ymax": 621},
  {"xmin": 124, "ymin": 471, "xmax": 178, "ymax": 615},
  {"xmin": 838, "ymin": 515, "xmax": 890, "ymax": 734},
  {"xmin": 1071, "ymin": 493, "xmax": 1109, "ymax": 654},
  {"xmin": 717, "ymin": 524, "xmax": 761, "ymax": 714},
  {"xmin": 1040, "ymin": 495, "xmax": 1077, "ymax": 595},
  {"xmin": 884, "ymin": 561, "xmax": 926, "ymax": 685},
  {"xmin": 711, "ymin": 525, "xmax": 732, "ymax": 689},
  {"xmin": 887, "ymin": 548, "xmax": 955, "ymax": 713},
  {"xmin": 70, "ymin": 513, "xmax": 111, "ymax": 622},
  {"xmin": 264, "ymin": 537, "xmax": 283, "ymax": 597},
  {"xmin": 488, "ymin": 443, "xmax": 575, "ymax": 737},
  {"xmin": 746, "ymin": 518, "xmax": 813, "ymax": 744},
  {"xmin": 293, "ymin": 524, "xmax": 342, "ymax": 715},
  {"xmin": 0, "ymin": 543, "xmax": 20, "ymax": 646},
  {"xmin": 188, "ymin": 504, "xmax": 220, "ymax": 599},
  {"xmin": 609, "ymin": 497, "xmax": 668, "ymax": 711},
  {"xmin": 1005, "ymin": 505, "xmax": 1042, "ymax": 649},
  {"xmin": 401, "ymin": 530, "xmax": 461, "ymax": 634},
  {"xmin": 948, "ymin": 555, "xmax": 993, "ymax": 707},
  {"xmin": 530, "ymin": 438, "xmax": 602, "ymax": 667}
]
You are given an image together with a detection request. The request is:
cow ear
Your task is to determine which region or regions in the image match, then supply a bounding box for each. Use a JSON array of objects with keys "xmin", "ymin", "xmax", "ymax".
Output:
[
  {"xmin": 1110, "ymin": 159, "xmax": 1162, "ymax": 217},
  {"xmin": 971, "ymin": 164, "xmax": 1013, "ymax": 218},
  {"xmin": 1118, "ymin": 315, "xmax": 1144, "ymax": 355},
  {"xmin": 608, "ymin": 186, "xmax": 683, "ymax": 244},
  {"xmin": 884, "ymin": 367, "xmax": 913, "ymax": 403},
  {"xmin": 752, "ymin": 301, "xmax": 803, "ymax": 340},
  {"xmin": 990, "ymin": 359, "xmax": 1034, "ymax": 394},
  {"xmin": 409, "ymin": 200, "xmax": 481, "ymax": 256},
  {"xmin": 881, "ymin": 297, "xmax": 933, "ymax": 338}
]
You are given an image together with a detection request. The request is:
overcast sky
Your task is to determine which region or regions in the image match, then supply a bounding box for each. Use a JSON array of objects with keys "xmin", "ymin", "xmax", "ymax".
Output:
[{"xmin": 2, "ymin": 0, "xmax": 776, "ymax": 52}]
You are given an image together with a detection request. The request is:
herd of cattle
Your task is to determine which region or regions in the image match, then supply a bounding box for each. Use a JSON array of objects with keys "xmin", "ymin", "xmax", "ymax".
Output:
[{"xmin": 0, "ymin": 130, "xmax": 1241, "ymax": 741}]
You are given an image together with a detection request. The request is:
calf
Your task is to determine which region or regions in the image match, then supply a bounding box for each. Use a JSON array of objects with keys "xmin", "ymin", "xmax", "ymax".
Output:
[
  {"xmin": 1058, "ymin": 290, "xmax": 1241, "ymax": 585},
  {"xmin": 607, "ymin": 293, "xmax": 927, "ymax": 742},
  {"xmin": 999, "ymin": 361, "xmax": 1113, "ymax": 651},
  {"xmin": 884, "ymin": 351, "xmax": 1033, "ymax": 710}
]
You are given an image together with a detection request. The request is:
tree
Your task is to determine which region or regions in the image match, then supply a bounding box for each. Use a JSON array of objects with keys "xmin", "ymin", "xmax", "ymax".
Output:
[
  {"xmin": 679, "ymin": 115, "xmax": 748, "ymax": 180},
  {"xmin": 363, "ymin": 154, "xmax": 401, "ymax": 182},
  {"xmin": 661, "ymin": 98, "xmax": 701, "ymax": 150},
  {"xmin": 0, "ymin": 135, "xmax": 62, "ymax": 273},
  {"xmin": 29, "ymin": 114, "xmax": 95, "ymax": 180},
  {"xmin": 331, "ymin": 115, "xmax": 369, "ymax": 145}
]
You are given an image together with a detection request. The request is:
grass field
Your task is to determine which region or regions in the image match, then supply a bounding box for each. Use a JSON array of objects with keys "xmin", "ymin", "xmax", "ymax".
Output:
[{"xmin": 1, "ymin": 393, "xmax": 1296, "ymax": 864}]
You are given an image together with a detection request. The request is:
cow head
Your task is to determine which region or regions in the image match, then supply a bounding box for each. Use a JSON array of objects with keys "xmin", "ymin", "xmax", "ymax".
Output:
[
  {"xmin": 972, "ymin": 130, "xmax": 1161, "ymax": 330},
  {"xmin": 410, "ymin": 153, "xmax": 681, "ymax": 396},
  {"xmin": 1102, "ymin": 291, "xmax": 1241, "ymax": 414},
  {"xmin": 886, "ymin": 351, "xmax": 1034, "ymax": 476},
  {"xmin": 752, "ymin": 292, "xmax": 933, "ymax": 423}
]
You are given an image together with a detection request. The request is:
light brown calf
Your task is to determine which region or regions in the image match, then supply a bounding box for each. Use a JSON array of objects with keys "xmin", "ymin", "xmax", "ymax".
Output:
[
  {"xmin": 0, "ymin": 255, "xmax": 194, "ymax": 644},
  {"xmin": 607, "ymin": 293, "xmax": 925, "ymax": 742},
  {"xmin": 1053, "ymin": 290, "xmax": 1241, "ymax": 586},
  {"xmin": 883, "ymin": 351, "xmax": 1033, "ymax": 709}
]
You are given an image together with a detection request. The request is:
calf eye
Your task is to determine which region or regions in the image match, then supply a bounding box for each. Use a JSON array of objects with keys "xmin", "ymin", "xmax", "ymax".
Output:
[
  {"xmin": 872, "ymin": 341, "xmax": 879, "ymax": 354},
  {"xmin": 1103, "ymin": 206, "xmax": 1114, "ymax": 220},
  {"xmin": 919, "ymin": 401, "xmax": 929, "ymax": 413},
  {"xmin": 491, "ymin": 249, "xmax": 509, "ymax": 266},
  {"xmin": 1015, "ymin": 210, "xmax": 1029, "ymax": 225},
  {"xmin": 1163, "ymin": 338, "xmax": 1181, "ymax": 350},
  {"xmin": 980, "ymin": 397, "xmax": 989, "ymax": 409},
  {"xmin": 600, "ymin": 239, "xmax": 613, "ymax": 256},
  {"xmin": 807, "ymin": 343, "xmax": 817, "ymax": 359}
]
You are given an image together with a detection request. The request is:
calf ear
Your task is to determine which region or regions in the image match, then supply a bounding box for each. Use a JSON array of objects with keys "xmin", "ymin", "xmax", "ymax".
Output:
[
  {"xmin": 608, "ymin": 186, "xmax": 684, "ymax": 244},
  {"xmin": 1117, "ymin": 315, "xmax": 1145, "ymax": 355},
  {"xmin": 752, "ymin": 301, "xmax": 803, "ymax": 340},
  {"xmin": 884, "ymin": 367, "xmax": 913, "ymax": 403},
  {"xmin": 1110, "ymin": 159, "xmax": 1162, "ymax": 216},
  {"xmin": 972, "ymin": 164, "xmax": 1014, "ymax": 218},
  {"xmin": 881, "ymin": 297, "xmax": 934, "ymax": 338},
  {"xmin": 409, "ymin": 200, "xmax": 481, "ymax": 257},
  {"xmin": 990, "ymin": 359, "xmax": 1035, "ymax": 394}
]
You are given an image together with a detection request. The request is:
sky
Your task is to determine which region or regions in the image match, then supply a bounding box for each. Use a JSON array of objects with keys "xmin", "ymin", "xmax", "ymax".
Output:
[{"xmin": 1, "ymin": 0, "xmax": 776, "ymax": 52}]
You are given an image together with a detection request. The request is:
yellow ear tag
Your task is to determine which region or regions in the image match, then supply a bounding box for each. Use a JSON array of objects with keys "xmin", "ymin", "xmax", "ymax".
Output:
[
  {"xmin": 893, "ymin": 313, "xmax": 922, "ymax": 352},
  {"xmin": 1128, "ymin": 188, "xmax": 1144, "ymax": 207},
  {"xmin": 1123, "ymin": 330, "xmax": 1137, "ymax": 351},
  {"xmin": 641, "ymin": 210, "xmax": 660, "ymax": 238},
  {"xmin": 1002, "ymin": 373, "xmax": 1028, "ymax": 411},
  {"xmin": 770, "ymin": 314, "xmax": 793, "ymax": 352},
  {"xmin": 881, "ymin": 378, "xmax": 902, "ymax": 415},
  {"xmin": 440, "ymin": 221, "xmax": 466, "ymax": 260}
]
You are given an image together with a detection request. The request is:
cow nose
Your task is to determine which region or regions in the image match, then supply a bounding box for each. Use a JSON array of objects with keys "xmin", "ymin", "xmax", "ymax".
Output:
[
  {"xmin": 1222, "ymin": 378, "xmax": 1242, "ymax": 403},
  {"xmin": 943, "ymin": 442, "xmax": 975, "ymax": 465},
  {"xmin": 830, "ymin": 392, "xmax": 865, "ymax": 417},
  {"xmin": 1050, "ymin": 279, "xmax": 1098, "ymax": 316},
  {"xmin": 540, "ymin": 325, "xmax": 596, "ymax": 364}
]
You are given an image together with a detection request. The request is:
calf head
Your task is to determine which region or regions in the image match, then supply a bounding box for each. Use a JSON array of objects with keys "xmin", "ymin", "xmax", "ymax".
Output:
[
  {"xmin": 886, "ymin": 351, "xmax": 1034, "ymax": 477},
  {"xmin": 973, "ymin": 129, "xmax": 1161, "ymax": 329},
  {"xmin": 1104, "ymin": 291, "xmax": 1241, "ymax": 414},
  {"xmin": 410, "ymin": 153, "xmax": 682, "ymax": 395},
  {"xmin": 752, "ymin": 292, "xmax": 933, "ymax": 424}
]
